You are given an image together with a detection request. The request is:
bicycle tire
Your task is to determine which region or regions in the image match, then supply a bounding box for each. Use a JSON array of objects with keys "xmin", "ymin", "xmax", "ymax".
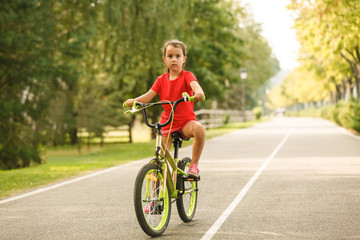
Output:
[
  {"xmin": 134, "ymin": 163, "xmax": 171, "ymax": 237},
  {"xmin": 176, "ymin": 157, "xmax": 198, "ymax": 222}
]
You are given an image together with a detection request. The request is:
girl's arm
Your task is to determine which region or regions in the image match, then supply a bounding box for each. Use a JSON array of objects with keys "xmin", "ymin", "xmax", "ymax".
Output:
[
  {"xmin": 190, "ymin": 81, "xmax": 205, "ymax": 102},
  {"xmin": 124, "ymin": 89, "xmax": 157, "ymax": 107}
]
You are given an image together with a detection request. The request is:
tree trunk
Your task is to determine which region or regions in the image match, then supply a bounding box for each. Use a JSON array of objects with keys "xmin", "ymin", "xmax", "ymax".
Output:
[
  {"xmin": 100, "ymin": 134, "xmax": 104, "ymax": 148},
  {"xmin": 128, "ymin": 123, "xmax": 133, "ymax": 143},
  {"xmin": 356, "ymin": 77, "xmax": 360, "ymax": 101},
  {"xmin": 335, "ymin": 84, "xmax": 341, "ymax": 103},
  {"xmin": 341, "ymin": 79, "xmax": 346, "ymax": 100},
  {"xmin": 69, "ymin": 128, "xmax": 78, "ymax": 145},
  {"xmin": 341, "ymin": 50, "xmax": 360, "ymax": 100},
  {"xmin": 356, "ymin": 63, "xmax": 360, "ymax": 100},
  {"xmin": 77, "ymin": 138, "xmax": 82, "ymax": 154},
  {"xmin": 330, "ymin": 91, "xmax": 335, "ymax": 104},
  {"xmin": 127, "ymin": 115, "xmax": 136, "ymax": 143},
  {"xmin": 87, "ymin": 133, "xmax": 91, "ymax": 152},
  {"xmin": 346, "ymin": 76, "xmax": 354, "ymax": 99}
]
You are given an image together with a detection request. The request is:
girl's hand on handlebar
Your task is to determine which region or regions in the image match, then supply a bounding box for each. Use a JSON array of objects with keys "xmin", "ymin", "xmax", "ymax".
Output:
[
  {"xmin": 124, "ymin": 99, "xmax": 135, "ymax": 108},
  {"xmin": 193, "ymin": 91, "xmax": 205, "ymax": 102}
]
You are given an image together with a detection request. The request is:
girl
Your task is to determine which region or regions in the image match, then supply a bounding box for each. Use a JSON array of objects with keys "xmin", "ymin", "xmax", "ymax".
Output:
[{"xmin": 124, "ymin": 39, "xmax": 205, "ymax": 177}]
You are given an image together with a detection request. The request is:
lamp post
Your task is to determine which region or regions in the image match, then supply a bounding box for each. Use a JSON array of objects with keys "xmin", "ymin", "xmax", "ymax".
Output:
[{"xmin": 240, "ymin": 68, "xmax": 247, "ymax": 122}]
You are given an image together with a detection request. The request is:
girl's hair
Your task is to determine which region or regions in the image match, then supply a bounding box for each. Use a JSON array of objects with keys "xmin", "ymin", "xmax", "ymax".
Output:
[{"xmin": 162, "ymin": 39, "xmax": 187, "ymax": 57}]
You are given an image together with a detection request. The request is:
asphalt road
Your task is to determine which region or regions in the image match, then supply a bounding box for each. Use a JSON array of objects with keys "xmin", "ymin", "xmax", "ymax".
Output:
[{"xmin": 1, "ymin": 117, "xmax": 360, "ymax": 240}]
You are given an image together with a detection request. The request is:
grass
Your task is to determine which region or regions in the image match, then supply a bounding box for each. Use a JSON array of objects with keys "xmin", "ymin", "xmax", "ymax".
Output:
[
  {"xmin": 0, "ymin": 143, "xmax": 156, "ymax": 199},
  {"xmin": 0, "ymin": 119, "xmax": 264, "ymax": 199}
]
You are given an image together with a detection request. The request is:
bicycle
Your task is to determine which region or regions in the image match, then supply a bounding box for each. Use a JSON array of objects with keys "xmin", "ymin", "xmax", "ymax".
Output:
[{"xmin": 123, "ymin": 92, "xmax": 204, "ymax": 237}]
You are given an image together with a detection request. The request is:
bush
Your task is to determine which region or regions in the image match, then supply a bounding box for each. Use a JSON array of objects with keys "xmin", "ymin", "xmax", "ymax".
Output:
[
  {"xmin": 0, "ymin": 144, "xmax": 43, "ymax": 170},
  {"xmin": 318, "ymin": 101, "xmax": 360, "ymax": 134},
  {"xmin": 350, "ymin": 102, "xmax": 360, "ymax": 132},
  {"xmin": 320, "ymin": 105, "xmax": 333, "ymax": 120},
  {"xmin": 253, "ymin": 106, "xmax": 263, "ymax": 120},
  {"xmin": 335, "ymin": 101, "xmax": 360, "ymax": 132},
  {"xmin": 287, "ymin": 100, "xmax": 360, "ymax": 134}
]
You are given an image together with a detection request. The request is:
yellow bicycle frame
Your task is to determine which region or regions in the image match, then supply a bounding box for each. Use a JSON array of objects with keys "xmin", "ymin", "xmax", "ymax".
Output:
[{"xmin": 154, "ymin": 132, "xmax": 187, "ymax": 199}]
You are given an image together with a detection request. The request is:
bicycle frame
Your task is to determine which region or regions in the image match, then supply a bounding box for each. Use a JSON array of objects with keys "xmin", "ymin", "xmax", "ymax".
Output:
[{"xmin": 153, "ymin": 132, "xmax": 188, "ymax": 199}]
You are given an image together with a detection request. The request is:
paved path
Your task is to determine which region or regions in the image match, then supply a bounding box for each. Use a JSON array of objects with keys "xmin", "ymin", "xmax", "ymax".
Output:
[{"xmin": 1, "ymin": 117, "xmax": 360, "ymax": 239}]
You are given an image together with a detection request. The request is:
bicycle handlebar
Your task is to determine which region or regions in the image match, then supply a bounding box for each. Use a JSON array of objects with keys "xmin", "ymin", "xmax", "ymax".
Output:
[{"xmin": 123, "ymin": 92, "xmax": 205, "ymax": 129}]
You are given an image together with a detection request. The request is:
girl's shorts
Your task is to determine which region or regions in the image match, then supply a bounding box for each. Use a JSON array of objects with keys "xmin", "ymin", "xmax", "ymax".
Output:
[{"xmin": 161, "ymin": 118, "xmax": 198, "ymax": 137}]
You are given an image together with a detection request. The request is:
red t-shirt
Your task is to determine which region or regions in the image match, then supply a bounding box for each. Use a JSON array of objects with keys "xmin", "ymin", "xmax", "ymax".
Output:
[{"xmin": 151, "ymin": 69, "xmax": 198, "ymax": 135}]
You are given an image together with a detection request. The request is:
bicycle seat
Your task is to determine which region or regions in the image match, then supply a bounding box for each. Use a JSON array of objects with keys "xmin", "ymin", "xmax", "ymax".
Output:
[{"xmin": 171, "ymin": 131, "xmax": 190, "ymax": 141}]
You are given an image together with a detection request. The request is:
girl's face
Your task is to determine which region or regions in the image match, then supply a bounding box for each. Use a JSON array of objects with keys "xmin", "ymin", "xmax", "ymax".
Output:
[{"xmin": 163, "ymin": 45, "xmax": 187, "ymax": 74}]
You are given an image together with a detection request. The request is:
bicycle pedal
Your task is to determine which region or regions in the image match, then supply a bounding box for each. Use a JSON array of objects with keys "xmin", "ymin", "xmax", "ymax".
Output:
[{"xmin": 185, "ymin": 175, "xmax": 200, "ymax": 181}]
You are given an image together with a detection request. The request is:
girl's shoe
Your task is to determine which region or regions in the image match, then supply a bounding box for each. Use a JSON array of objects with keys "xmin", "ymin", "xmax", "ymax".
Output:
[
  {"xmin": 188, "ymin": 164, "xmax": 200, "ymax": 178},
  {"xmin": 144, "ymin": 203, "xmax": 154, "ymax": 214},
  {"xmin": 144, "ymin": 202, "xmax": 162, "ymax": 214}
]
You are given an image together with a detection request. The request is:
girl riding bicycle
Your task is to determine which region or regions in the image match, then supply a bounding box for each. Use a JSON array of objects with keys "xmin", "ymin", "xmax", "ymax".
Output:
[{"xmin": 124, "ymin": 39, "xmax": 205, "ymax": 177}]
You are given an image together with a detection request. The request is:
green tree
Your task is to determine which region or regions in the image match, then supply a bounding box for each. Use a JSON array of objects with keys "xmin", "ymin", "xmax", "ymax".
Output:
[
  {"xmin": 48, "ymin": 1, "xmax": 98, "ymax": 145},
  {"xmin": 288, "ymin": 0, "xmax": 360, "ymax": 101},
  {"xmin": 0, "ymin": 1, "xmax": 56, "ymax": 169},
  {"xmin": 182, "ymin": 0, "xmax": 279, "ymax": 110}
]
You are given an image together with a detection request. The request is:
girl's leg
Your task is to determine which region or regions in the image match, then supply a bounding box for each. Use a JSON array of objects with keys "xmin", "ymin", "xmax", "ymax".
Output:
[{"xmin": 182, "ymin": 121, "xmax": 206, "ymax": 165}]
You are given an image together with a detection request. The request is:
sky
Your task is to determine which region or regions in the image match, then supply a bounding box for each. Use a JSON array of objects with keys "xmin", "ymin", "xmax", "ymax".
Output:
[{"xmin": 241, "ymin": 0, "xmax": 300, "ymax": 71}]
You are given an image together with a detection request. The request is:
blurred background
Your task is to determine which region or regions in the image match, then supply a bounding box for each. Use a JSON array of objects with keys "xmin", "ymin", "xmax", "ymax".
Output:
[{"xmin": 0, "ymin": 0, "xmax": 359, "ymax": 170}]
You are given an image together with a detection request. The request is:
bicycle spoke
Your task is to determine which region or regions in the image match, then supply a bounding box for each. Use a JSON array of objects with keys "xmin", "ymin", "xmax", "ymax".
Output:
[{"xmin": 141, "ymin": 171, "xmax": 167, "ymax": 229}]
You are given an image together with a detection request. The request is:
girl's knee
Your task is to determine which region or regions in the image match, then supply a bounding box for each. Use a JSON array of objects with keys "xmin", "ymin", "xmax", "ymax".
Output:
[
  {"xmin": 193, "ymin": 123, "xmax": 205, "ymax": 138},
  {"xmin": 182, "ymin": 121, "xmax": 205, "ymax": 139}
]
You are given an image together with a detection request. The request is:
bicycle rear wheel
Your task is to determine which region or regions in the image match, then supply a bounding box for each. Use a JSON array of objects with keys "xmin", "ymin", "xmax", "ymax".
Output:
[
  {"xmin": 176, "ymin": 157, "xmax": 198, "ymax": 222},
  {"xmin": 134, "ymin": 163, "xmax": 171, "ymax": 237}
]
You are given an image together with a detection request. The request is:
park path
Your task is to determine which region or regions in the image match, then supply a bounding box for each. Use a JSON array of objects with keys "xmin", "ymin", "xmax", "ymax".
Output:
[{"xmin": 1, "ymin": 117, "xmax": 360, "ymax": 240}]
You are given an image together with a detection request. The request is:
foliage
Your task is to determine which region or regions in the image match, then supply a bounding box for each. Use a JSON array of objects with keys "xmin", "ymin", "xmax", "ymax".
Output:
[
  {"xmin": 331, "ymin": 100, "xmax": 360, "ymax": 132},
  {"xmin": 225, "ymin": 13, "xmax": 280, "ymax": 110},
  {"xmin": 267, "ymin": 68, "xmax": 329, "ymax": 109},
  {"xmin": 0, "ymin": 1, "xmax": 56, "ymax": 168},
  {"xmin": 275, "ymin": 0, "xmax": 360, "ymax": 109},
  {"xmin": 0, "ymin": 0, "xmax": 279, "ymax": 169},
  {"xmin": 287, "ymin": 100, "xmax": 360, "ymax": 134},
  {"xmin": 252, "ymin": 106, "xmax": 263, "ymax": 120},
  {"xmin": 269, "ymin": 0, "xmax": 360, "ymax": 126},
  {"xmin": 183, "ymin": 0, "xmax": 245, "ymax": 104}
]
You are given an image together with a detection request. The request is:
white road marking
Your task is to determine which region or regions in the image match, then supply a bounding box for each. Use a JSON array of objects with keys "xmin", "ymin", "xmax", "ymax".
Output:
[
  {"xmin": 337, "ymin": 126, "xmax": 360, "ymax": 140},
  {"xmin": 0, "ymin": 160, "xmax": 145, "ymax": 205},
  {"xmin": 1, "ymin": 137, "xmax": 192, "ymax": 205},
  {"xmin": 201, "ymin": 126, "xmax": 295, "ymax": 240}
]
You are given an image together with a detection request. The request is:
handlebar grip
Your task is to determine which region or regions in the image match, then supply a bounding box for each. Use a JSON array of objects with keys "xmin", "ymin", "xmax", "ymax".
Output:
[
  {"xmin": 189, "ymin": 95, "xmax": 206, "ymax": 102},
  {"xmin": 123, "ymin": 101, "xmax": 139, "ymax": 108}
]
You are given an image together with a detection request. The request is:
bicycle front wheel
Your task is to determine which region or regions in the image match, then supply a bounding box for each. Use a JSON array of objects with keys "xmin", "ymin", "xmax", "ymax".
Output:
[
  {"xmin": 176, "ymin": 157, "xmax": 198, "ymax": 222},
  {"xmin": 134, "ymin": 163, "xmax": 171, "ymax": 237}
]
